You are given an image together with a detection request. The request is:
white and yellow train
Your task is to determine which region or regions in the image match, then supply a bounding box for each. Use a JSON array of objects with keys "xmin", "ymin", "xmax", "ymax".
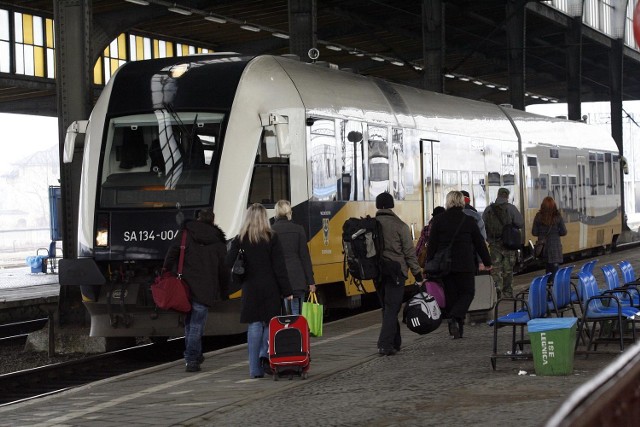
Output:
[{"xmin": 60, "ymin": 53, "xmax": 622, "ymax": 338}]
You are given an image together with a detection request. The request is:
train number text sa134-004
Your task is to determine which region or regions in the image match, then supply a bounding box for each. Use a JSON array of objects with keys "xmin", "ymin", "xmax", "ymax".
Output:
[{"xmin": 122, "ymin": 229, "xmax": 179, "ymax": 242}]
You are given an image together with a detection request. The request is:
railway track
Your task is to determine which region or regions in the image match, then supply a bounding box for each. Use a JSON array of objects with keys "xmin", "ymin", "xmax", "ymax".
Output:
[{"xmin": 0, "ymin": 334, "xmax": 248, "ymax": 406}]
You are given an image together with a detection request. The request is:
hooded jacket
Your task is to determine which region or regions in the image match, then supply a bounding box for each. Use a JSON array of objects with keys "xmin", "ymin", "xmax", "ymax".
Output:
[{"xmin": 163, "ymin": 220, "xmax": 229, "ymax": 307}]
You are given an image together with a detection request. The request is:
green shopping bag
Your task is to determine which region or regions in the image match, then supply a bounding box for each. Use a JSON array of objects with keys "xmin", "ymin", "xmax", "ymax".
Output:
[{"xmin": 302, "ymin": 291, "xmax": 323, "ymax": 337}]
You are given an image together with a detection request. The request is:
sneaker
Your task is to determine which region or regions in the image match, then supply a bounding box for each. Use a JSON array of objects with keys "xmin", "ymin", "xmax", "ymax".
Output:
[
  {"xmin": 185, "ymin": 362, "xmax": 201, "ymax": 372},
  {"xmin": 252, "ymin": 374, "xmax": 264, "ymax": 379}
]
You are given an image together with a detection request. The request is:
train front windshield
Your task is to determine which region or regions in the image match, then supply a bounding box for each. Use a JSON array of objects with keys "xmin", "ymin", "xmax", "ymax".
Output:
[{"xmin": 99, "ymin": 111, "xmax": 223, "ymax": 208}]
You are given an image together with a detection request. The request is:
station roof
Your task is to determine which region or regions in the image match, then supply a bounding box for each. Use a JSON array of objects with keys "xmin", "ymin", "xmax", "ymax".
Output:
[{"xmin": 2, "ymin": 0, "xmax": 640, "ymax": 116}]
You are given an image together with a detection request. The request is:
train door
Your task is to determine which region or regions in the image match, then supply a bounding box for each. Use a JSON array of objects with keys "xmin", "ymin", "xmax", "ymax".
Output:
[
  {"xmin": 577, "ymin": 155, "xmax": 587, "ymax": 248},
  {"xmin": 420, "ymin": 139, "xmax": 440, "ymax": 225}
]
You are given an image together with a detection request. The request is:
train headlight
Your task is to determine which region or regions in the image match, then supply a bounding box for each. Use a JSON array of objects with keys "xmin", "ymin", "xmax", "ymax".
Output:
[
  {"xmin": 96, "ymin": 229, "xmax": 109, "ymax": 247},
  {"xmin": 95, "ymin": 214, "xmax": 109, "ymax": 247}
]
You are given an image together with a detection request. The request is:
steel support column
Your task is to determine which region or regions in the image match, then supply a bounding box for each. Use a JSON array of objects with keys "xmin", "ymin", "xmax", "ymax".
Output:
[
  {"xmin": 566, "ymin": 15, "xmax": 582, "ymax": 121},
  {"xmin": 288, "ymin": 0, "xmax": 316, "ymax": 61},
  {"xmin": 506, "ymin": 0, "xmax": 525, "ymax": 110},
  {"xmin": 54, "ymin": 0, "xmax": 94, "ymax": 326},
  {"xmin": 422, "ymin": 0, "xmax": 443, "ymax": 92}
]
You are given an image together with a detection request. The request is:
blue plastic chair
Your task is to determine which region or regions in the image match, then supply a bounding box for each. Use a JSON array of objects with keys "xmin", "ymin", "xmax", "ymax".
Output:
[
  {"xmin": 576, "ymin": 272, "xmax": 639, "ymax": 353},
  {"xmin": 547, "ymin": 265, "xmax": 577, "ymax": 317},
  {"xmin": 618, "ymin": 260, "xmax": 640, "ymax": 287},
  {"xmin": 489, "ymin": 273, "xmax": 551, "ymax": 370},
  {"xmin": 601, "ymin": 264, "xmax": 640, "ymax": 308},
  {"xmin": 570, "ymin": 259, "xmax": 598, "ymax": 305}
]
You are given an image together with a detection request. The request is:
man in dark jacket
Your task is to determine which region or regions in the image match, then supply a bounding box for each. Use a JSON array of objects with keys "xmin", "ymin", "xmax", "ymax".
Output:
[
  {"xmin": 375, "ymin": 192, "xmax": 423, "ymax": 356},
  {"xmin": 163, "ymin": 208, "xmax": 229, "ymax": 372}
]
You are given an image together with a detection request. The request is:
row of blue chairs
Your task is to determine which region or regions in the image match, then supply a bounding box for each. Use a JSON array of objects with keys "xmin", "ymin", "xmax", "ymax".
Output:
[{"xmin": 489, "ymin": 260, "xmax": 640, "ymax": 370}]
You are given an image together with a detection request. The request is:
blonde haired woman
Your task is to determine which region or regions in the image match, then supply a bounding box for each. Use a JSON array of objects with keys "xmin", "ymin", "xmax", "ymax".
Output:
[
  {"xmin": 426, "ymin": 191, "xmax": 492, "ymax": 339},
  {"xmin": 271, "ymin": 200, "xmax": 316, "ymax": 315},
  {"xmin": 226, "ymin": 203, "xmax": 293, "ymax": 378}
]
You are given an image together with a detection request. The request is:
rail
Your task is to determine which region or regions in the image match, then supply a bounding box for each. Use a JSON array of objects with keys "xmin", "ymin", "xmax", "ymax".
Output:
[{"xmin": 545, "ymin": 341, "xmax": 640, "ymax": 426}]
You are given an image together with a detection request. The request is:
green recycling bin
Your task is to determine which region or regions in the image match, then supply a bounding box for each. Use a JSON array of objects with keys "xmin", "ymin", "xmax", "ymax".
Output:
[{"xmin": 527, "ymin": 317, "xmax": 578, "ymax": 376}]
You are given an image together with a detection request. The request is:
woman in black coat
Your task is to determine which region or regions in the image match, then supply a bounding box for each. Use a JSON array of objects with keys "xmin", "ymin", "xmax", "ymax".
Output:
[
  {"xmin": 226, "ymin": 203, "xmax": 293, "ymax": 379},
  {"xmin": 271, "ymin": 200, "xmax": 316, "ymax": 315},
  {"xmin": 426, "ymin": 191, "xmax": 492, "ymax": 339},
  {"xmin": 163, "ymin": 209, "xmax": 229, "ymax": 372},
  {"xmin": 532, "ymin": 196, "xmax": 567, "ymax": 277}
]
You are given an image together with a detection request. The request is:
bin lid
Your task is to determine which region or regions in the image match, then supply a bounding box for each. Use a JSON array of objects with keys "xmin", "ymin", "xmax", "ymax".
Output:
[{"xmin": 527, "ymin": 317, "xmax": 578, "ymax": 332}]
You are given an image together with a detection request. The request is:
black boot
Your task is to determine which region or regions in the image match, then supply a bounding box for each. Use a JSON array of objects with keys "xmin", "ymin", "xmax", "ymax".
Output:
[{"xmin": 448, "ymin": 318, "xmax": 460, "ymax": 339}]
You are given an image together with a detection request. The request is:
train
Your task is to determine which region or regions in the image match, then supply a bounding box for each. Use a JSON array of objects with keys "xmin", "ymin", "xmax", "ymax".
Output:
[{"xmin": 60, "ymin": 52, "xmax": 623, "ymax": 339}]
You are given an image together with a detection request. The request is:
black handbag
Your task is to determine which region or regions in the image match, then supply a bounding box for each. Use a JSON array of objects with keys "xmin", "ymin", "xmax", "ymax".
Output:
[
  {"xmin": 232, "ymin": 248, "xmax": 245, "ymax": 277},
  {"xmin": 424, "ymin": 216, "xmax": 466, "ymax": 279}
]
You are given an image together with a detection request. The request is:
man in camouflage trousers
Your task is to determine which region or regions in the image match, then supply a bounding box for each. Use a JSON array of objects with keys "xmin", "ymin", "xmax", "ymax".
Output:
[{"xmin": 482, "ymin": 188, "xmax": 524, "ymax": 298}]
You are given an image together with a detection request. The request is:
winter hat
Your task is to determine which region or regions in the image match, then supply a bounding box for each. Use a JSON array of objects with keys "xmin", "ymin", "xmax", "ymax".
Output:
[
  {"xmin": 461, "ymin": 190, "xmax": 471, "ymax": 204},
  {"xmin": 432, "ymin": 206, "xmax": 445, "ymax": 216},
  {"xmin": 376, "ymin": 192, "xmax": 394, "ymax": 209},
  {"xmin": 498, "ymin": 188, "xmax": 510, "ymax": 198}
]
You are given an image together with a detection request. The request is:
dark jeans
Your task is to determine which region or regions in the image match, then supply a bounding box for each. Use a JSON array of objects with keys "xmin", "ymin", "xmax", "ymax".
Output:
[
  {"xmin": 442, "ymin": 271, "xmax": 476, "ymax": 323},
  {"xmin": 184, "ymin": 301, "xmax": 208, "ymax": 364},
  {"xmin": 375, "ymin": 278, "xmax": 404, "ymax": 351}
]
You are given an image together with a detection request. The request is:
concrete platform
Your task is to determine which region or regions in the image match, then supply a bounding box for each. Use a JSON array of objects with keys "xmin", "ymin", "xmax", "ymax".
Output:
[{"xmin": 0, "ymin": 304, "xmax": 622, "ymax": 426}]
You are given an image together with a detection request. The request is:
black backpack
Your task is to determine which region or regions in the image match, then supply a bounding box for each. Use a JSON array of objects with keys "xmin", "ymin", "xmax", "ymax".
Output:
[
  {"xmin": 486, "ymin": 203, "xmax": 521, "ymax": 250},
  {"xmin": 342, "ymin": 216, "xmax": 384, "ymax": 292}
]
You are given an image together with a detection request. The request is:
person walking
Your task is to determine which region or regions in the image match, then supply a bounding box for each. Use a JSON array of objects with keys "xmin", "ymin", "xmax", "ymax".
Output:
[
  {"xmin": 374, "ymin": 192, "xmax": 424, "ymax": 356},
  {"xmin": 426, "ymin": 191, "xmax": 492, "ymax": 339},
  {"xmin": 532, "ymin": 196, "xmax": 567, "ymax": 277},
  {"xmin": 415, "ymin": 206, "xmax": 445, "ymax": 268},
  {"xmin": 271, "ymin": 200, "xmax": 316, "ymax": 315},
  {"xmin": 461, "ymin": 190, "xmax": 487, "ymax": 240},
  {"xmin": 226, "ymin": 203, "xmax": 293, "ymax": 379},
  {"xmin": 482, "ymin": 187, "xmax": 524, "ymax": 299},
  {"xmin": 163, "ymin": 208, "xmax": 229, "ymax": 373}
]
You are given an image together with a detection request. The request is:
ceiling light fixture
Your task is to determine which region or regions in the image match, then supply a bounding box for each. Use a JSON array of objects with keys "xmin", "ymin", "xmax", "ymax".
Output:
[
  {"xmin": 485, "ymin": 84, "xmax": 495, "ymax": 88},
  {"xmin": 240, "ymin": 24, "xmax": 260, "ymax": 32},
  {"xmin": 125, "ymin": 0, "xmax": 150, "ymax": 5},
  {"xmin": 272, "ymin": 32, "xmax": 289, "ymax": 39},
  {"xmin": 459, "ymin": 76, "xmax": 470, "ymax": 81},
  {"xmin": 168, "ymin": 4, "xmax": 192, "ymax": 15},
  {"xmin": 444, "ymin": 73, "xmax": 455, "ymax": 79},
  {"xmin": 390, "ymin": 60, "xmax": 404, "ymax": 66},
  {"xmin": 371, "ymin": 56, "xmax": 384, "ymax": 62},
  {"xmin": 498, "ymin": 86, "xmax": 508, "ymax": 91},
  {"xmin": 204, "ymin": 15, "xmax": 227, "ymax": 24},
  {"xmin": 414, "ymin": 65, "xmax": 423, "ymax": 71},
  {"xmin": 473, "ymin": 80, "xmax": 483, "ymax": 85},
  {"xmin": 326, "ymin": 45, "xmax": 342, "ymax": 51}
]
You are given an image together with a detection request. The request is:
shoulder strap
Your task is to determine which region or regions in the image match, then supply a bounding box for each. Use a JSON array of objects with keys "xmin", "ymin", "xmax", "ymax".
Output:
[
  {"xmin": 491, "ymin": 204, "xmax": 506, "ymax": 226},
  {"xmin": 177, "ymin": 230, "xmax": 188, "ymax": 276},
  {"xmin": 448, "ymin": 215, "xmax": 467, "ymax": 248}
]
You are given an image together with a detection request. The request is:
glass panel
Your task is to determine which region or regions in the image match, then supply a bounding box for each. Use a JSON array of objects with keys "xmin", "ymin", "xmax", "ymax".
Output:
[
  {"xmin": 368, "ymin": 125, "xmax": 388, "ymax": 200},
  {"xmin": 248, "ymin": 129, "xmax": 290, "ymax": 206},
  {"xmin": 310, "ymin": 119, "xmax": 337, "ymax": 201},
  {"xmin": 99, "ymin": 111, "xmax": 224, "ymax": 208}
]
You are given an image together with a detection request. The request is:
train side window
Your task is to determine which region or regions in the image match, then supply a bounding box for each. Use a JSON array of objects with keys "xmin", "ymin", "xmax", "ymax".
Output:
[
  {"xmin": 310, "ymin": 118, "xmax": 338, "ymax": 201},
  {"xmin": 368, "ymin": 125, "xmax": 389, "ymax": 201},
  {"xmin": 612, "ymin": 154, "xmax": 620, "ymax": 195},
  {"xmin": 248, "ymin": 130, "xmax": 290, "ymax": 206},
  {"xmin": 338, "ymin": 120, "xmax": 366, "ymax": 201}
]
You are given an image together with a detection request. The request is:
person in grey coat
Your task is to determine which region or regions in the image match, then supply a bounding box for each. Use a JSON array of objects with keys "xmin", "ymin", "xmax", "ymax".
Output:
[
  {"xmin": 375, "ymin": 192, "xmax": 423, "ymax": 356},
  {"xmin": 271, "ymin": 200, "xmax": 316, "ymax": 315},
  {"xmin": 532, "ymin": 196, "xmax": 567, "ymax": 277}
]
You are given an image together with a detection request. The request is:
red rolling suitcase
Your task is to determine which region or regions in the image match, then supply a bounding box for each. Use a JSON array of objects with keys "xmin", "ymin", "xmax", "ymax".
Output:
[{"xmin": 268, "ymin": 300, "xmax": 310, "ymax": 380}]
